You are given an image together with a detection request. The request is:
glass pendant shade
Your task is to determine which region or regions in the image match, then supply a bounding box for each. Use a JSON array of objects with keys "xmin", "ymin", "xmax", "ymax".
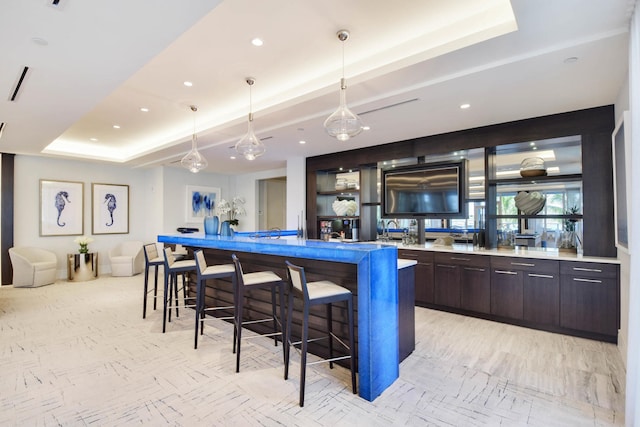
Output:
[
  {"xmin": 181, "ymin": 105, "xmax": 207, "ymax": 173},
  {"xmin": 323, "ymin": 78, "xmax": 363, "ymax": 141},
  {"xmin": 235, "ymin": 77, "xmax": 265, "ymax": 161},
  {"xmin": 235, "ymin": 113, "xmax": 265, "ymax": 160},
  {"xmin": 181, "ymin": 133, "xmax": 208, "ymax": 173}
]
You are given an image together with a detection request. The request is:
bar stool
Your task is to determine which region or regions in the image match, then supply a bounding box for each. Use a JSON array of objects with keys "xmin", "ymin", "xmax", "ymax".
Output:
[
  {"xmin": 162, "ymin": 247, "xmax": 197, "ymax": 333},
  {"xmin": 193, "ymin": 249, "xmax": 235, "ymax": 349},
  {"xmin": 231, "ymin": 253, "xmax": 286, "ymax": 373},
  {"xmin": 284, "ymin": 260, "xmax": 357, "ymax": 407},
  {"xmin": 142, "ymin": 243, "xmax": 163, "ymax": 319}
]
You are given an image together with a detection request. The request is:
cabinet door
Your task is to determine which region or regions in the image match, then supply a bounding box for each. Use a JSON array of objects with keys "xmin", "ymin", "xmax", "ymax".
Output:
[
  {"xmin": 523, "ymin": 272, "xmax": 559, "ymax": 325},
  {"xmin": 434, "ymin": 263, "xmax": 461, "ymax": 308},
  {"xmin": 398, "ymin": 250, "xmax": 434, "ymax": 305},
  {"xmin": 491, "ymin": 268, "xmax": 523, "ymax": 319},
  {"xmin": 560, "ymin": 275, "xmax": 618, "ymax": 336},
  {"xmin": 460, "ymin": 266, "xmax": 490, "ymax": 313}
]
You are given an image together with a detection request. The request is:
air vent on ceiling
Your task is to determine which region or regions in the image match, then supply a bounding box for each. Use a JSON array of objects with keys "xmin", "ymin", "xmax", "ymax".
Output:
[
  {"xmin": 9, "ymin": 66, "xmax": 29, "ymax": 102},
  {"xmin": 358, "ymin": 98, "xmax": 420, "ymax": 116},
  {"xmin": 0, "ymin": 122, "xmax": 5, "ymax": 140}
]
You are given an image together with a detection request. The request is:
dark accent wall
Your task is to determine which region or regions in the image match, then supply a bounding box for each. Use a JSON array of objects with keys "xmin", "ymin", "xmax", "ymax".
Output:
[
  {"xmin": 306, "ymin": 105, "xmax": 616, "ymax": 257},
  {"xmin": 2, "ymin": 153, "xmax": 15, "ymax": 285}
]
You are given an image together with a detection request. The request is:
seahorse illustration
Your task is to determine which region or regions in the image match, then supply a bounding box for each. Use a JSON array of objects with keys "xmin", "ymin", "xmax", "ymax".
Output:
[
  {"xmin": 55, "ymin": 191, "xmax": 70, "ymax": 227},
  {"xmin": 104, "ymin": 193, "xmax": 117, "ymax": 226}
]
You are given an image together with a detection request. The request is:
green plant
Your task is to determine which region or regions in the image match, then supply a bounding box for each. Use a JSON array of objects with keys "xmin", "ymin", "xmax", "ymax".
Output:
[{"xmin": 564, "ymin": 206, "xmax": 580, "ymax": 231}]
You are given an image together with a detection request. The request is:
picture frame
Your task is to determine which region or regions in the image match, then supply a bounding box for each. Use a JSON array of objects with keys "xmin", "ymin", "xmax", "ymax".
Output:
[
  {"xmin": 612, "ymin": 110, "xmax": 631, "ymax": 254},
  {"xmin": 186, "ymin": 185, "xmax": 220, "ymax": 223},
  {"xmin": 92, "ymin": 183, "xmax": 129, "ymax": 234},
  {"xmin": 40, "ymin": 179, "xmax": 84, "ymax": 236}
]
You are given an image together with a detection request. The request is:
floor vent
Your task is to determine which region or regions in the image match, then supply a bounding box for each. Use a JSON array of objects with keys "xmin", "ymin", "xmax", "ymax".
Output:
[{"xmin": 9, "ymin": 66, "xmax": 29, "ymax": 102}]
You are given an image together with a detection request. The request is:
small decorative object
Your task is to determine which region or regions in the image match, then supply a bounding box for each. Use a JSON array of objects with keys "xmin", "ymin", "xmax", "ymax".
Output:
[
  {"xmin": 216, "ymin": 196, "xmax": 246, "ymax": 227},
  {"xmin": 332, "ymin": 199, "xmax": 358, "ymax": 216},
  {"xmin": 74, "ymin": 235, "xmax": 94, "ymax": 254},
  {"xmin": 335, "ymin": 178, "xmax": 348, "ymax": 190},
  {"xmin": 433, "ymin": 236, "xmax": 454, "ymax": 247},
  {"xmin": 519, "ymin": 157, "xmax": 546, "ymax": 177},
  {"xmin": 204, "ymin": 215, "xmax": 219, "ymax": 235},
  {"xmin": 559, "ymin": 206, "xmax": 581, "ymax": 252},
  {"xmin": 514, "ymin": 191, "xmax": 546, "ymax": 215},
  {"xmin": 220, "ymin": 221, "xmax": 233, "ymax": 237}
]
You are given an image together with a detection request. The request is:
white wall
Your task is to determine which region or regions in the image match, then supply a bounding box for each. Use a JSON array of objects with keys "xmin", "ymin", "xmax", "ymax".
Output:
[
  {"xmin": 286, "ymin": 157, "xmax": 306, "ymax": 231},
  {"xmin": 232, "ymin": 167, "xmax": 287, "ymax": 231}
]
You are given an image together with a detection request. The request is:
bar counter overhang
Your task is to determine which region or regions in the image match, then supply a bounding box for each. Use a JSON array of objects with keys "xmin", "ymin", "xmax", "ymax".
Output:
[{"xmin": 157, "ymin": 233, "xmax": 399, "ymax": 401}]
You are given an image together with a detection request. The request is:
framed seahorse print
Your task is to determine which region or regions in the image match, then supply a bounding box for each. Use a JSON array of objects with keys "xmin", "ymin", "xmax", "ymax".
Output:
[
  {"xmin": 40, "ymin": 179, "xmax": 84, "ymax": 236},
  {"xmin": 92, "ymin": 183, "xmax": 129, "ymax": 234}
]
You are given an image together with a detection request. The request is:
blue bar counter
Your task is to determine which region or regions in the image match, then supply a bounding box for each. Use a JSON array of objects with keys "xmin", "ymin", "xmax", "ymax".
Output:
[{"xmin": 158, "ymin": 233, "xmax": 399, "ymax": 401}]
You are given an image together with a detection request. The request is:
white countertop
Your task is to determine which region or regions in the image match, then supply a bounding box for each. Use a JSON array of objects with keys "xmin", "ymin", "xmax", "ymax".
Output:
[
  {"xmin": 397, "ymin": 259, "xmax": 417, "ymax": 269},
  {"xmin": 382, "ymin": 241, "xmax": 620, "ymax": 264}
]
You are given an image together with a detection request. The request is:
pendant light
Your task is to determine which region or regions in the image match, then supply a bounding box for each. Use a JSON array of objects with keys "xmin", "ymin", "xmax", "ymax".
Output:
[
  {"xmin": 181, "ymin": 105, "xmax": 208, "ymax": 173},
  {"xmin": 235, "ymin": 77, "xmax": 266, "ymax": 161},
  {"xmin": 324, "ymin": 30, "xmax": 363, "ymax": 142}
]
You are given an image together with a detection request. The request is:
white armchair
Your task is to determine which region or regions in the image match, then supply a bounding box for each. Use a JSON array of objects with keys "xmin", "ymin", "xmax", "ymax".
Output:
[
  {"xmin": 9, "ymin": 247, "xmax": 58, "ymax": 288},
  {"xmin": 109, "ymin": 241, "xmax": 144, "ymax": 277}
]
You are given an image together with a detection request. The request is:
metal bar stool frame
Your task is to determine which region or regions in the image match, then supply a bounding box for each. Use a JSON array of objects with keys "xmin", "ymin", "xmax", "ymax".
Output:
[
  {"xmin": 162, "ymin": 247, "xmax": 197, "ymax": 333},
  {"xmin": 284, "ymin": 260, "xmax": 357, "ymax": 407},
  {"xmin": 142, "ymin": 243, "xmax": 163, "ymax": 319},
  {"xmin": 193, "ymin": 249, "xmax": 235, "ymax": 349},
  {"xmin": 231, "ymin": 253, "xmax": 286, "ymax": 373}
]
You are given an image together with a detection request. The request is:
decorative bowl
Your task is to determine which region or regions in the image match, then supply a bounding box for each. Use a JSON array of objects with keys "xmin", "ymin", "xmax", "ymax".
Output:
[
  {"xmin": 332, "ymin": 199, "xmax": 358, "ymax": 216},
  {"xmin": 520, "ymin": 157, "xmax": 546, "ymax": 177},
  {"xmin": 514, "ymin": 191, "xmax": 546, "ymax": 215}
]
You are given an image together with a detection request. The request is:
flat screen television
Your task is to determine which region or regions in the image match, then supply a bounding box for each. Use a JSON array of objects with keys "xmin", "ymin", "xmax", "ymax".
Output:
[{"xmin": 382, "ymin": 161, "xmax": 467, "ymax": 218}]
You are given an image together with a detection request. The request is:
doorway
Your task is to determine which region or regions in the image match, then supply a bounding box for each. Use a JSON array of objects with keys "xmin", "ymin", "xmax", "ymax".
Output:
[{"xmin": 258, "ymin": 177, "xmax": 286, "ymax": 231}]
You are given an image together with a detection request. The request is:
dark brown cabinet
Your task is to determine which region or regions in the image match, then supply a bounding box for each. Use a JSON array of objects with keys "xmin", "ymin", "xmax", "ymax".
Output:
[
  {"xmin": 491, "ymin": 257, "xmax": 559, "ymax": 325},
  {"xmin": 560, "ymin": 261, "xmax": 619, "ymax": 338},
  {"xmin": 434, "ymin": 253, "xmax": 490, "ymax": 311},
  {"xmin": 398, "ymin": 249, "xmax": 434, "ymax": 305}
]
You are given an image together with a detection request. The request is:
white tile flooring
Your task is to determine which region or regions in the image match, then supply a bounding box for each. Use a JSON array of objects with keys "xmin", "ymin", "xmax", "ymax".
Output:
[{"xmin": 0, "ymin": 274, "xmax": 626, "ymax": 426}]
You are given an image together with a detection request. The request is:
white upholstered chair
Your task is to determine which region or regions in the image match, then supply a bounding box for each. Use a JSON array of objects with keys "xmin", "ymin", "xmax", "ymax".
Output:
[
  {"xmin": 9, "ymin": 247, "xmax": 57, "ymax": 288},
  {"xmin": 108, "ymin": 241, "xmax": 144, "ymax": 277}
]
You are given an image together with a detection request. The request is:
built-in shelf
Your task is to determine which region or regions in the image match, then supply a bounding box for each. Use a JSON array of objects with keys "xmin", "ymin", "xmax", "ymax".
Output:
[
  {"xmin": 488, "ymin": 173, "xmax": 582, "ymax": 186},
  {"xmin": 489, "ymin": 214, "xmax": 583, "ymax": 220}
]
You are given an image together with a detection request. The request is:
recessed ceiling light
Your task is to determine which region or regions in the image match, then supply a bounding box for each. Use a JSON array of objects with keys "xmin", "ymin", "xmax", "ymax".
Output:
[
  {"xmin": 90, "ymin": 138, "xmax": 98, "ymax": 141},
  {"xmin": 564, "ymin": 57, "xmax": 578, "ymax": 64},
  {"xmin": 113, "ymin": 125, "xmax": 120, "ymax": 129},
  {"xmin": 362, "ymin": 126, "xmax": 371, "ymax": 131},
  {"xmin": 31, "ymin": 37, "xmax": 48, "ymax": 46},
  {"xmin": 530, "ymin": 142, "xmax": 536, "ymax": 146},
  {"xmin": 460, "ymin": 103, "xmax": 471, "ymax": 109},
  {"xmin": 251, "ymin": 38, "xmax": 264, "ymax": 46},
  {"xmin": 140, "ymin": 107, "xmax": 149, "ymax": 112},
  {"xmin": 230, "ymin": 155, "xmax": 237, "ymax": 160},
  {"xmin": 299, "ymin": 140, "xmax": 306, "ymax": 144},
  {"xmin": 183, "ymin": 81, "xmax": 193, "ymax": 87}
]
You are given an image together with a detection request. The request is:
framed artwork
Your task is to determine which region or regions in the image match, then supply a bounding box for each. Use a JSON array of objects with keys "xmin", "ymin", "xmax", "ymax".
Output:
[
  {"xmin": 40, "ymin": 179, "xmax": 84, "ymax": 236},
  {"xmin": 186, "ymin": 185, "xmax": 220, "ymax": 223},
  {"xmin": 612, "ymin": 110, "xmax": 631, "ymax": 254},
  {"xmin": 92, "ymin": 183, "xmax": 129, "ymax": 234}
]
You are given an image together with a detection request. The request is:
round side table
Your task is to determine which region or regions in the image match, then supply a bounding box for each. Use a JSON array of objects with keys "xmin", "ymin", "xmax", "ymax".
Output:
[{"xmin": 67, "ymin": 252, "xmax": 98, "ymax": 281}]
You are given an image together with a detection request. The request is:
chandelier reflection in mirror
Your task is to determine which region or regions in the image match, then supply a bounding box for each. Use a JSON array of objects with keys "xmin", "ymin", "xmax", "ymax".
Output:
[
  {"xmin": 323, "ymin": 30, "xmax": 364, "ymax": 142},
  {"xmin": 181, "ymin": 105, "xmax": 208, "ymax": 173},
  {"xmin": 235, "ymin": 77, "xmax": 266, "ymax": 161}
]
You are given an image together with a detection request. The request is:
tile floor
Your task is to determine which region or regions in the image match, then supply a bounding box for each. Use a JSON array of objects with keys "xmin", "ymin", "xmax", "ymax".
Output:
[{"xmin": 0, "ymin": 274, "xmax": 626, "ymax": 426}]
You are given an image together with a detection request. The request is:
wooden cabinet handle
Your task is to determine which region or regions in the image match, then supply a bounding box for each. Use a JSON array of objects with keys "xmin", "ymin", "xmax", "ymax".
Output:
[
  {"xmin": 511, "ymin": 262, "xmax": 535, "ymax": 267},
  {"xmin": 528, "ymin": 273, "xmax": 554, "ymax": 279},
  {"xmin": 573, "ymin": 277, "xmax": 603, "ymax": 284},
  {"xmin": 436, "ymin": 264, "xmax": 457, "ymax": 269},
  {"xmin": 572, "ymin": 267, "xmax": 602, "ymax": 273},
  {"xmin": 464, "ymin": 267, "xmax": 486, "ymax": 272},
  {"xmin": 451, "ymin": 257, "xmax": 470, "ymax": 261},
  {"xmin": 495, "ymin": 270, "xmax": 517, "ymax": 275}
]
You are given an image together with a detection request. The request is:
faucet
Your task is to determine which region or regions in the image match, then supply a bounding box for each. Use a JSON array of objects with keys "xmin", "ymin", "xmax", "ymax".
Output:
[{"xmin": 384, "ymin": 219, "xmax": 399, "ymax": 240}]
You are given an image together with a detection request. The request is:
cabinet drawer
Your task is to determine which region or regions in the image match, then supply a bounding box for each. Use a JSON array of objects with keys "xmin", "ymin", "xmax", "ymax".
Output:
[
  {"xmin": 434, "ymin": 252, "xmax": 490, "ymax": 268},
  {"xmin": 560, "ymin": 261, "xmax": 618, "ymax": 279},
  {"xmin": 398, "ymin": 249, "xmax": 433, "ymax": 265},
  {"xmin": 491, "ymin": 257, "xmax": 558, "ymax": 275}
]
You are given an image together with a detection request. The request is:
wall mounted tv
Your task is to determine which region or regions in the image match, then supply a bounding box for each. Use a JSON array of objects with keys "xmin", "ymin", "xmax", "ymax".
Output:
[{"xmin": 382, "ymin": 161, "xmax": 467, "ymax": 218}]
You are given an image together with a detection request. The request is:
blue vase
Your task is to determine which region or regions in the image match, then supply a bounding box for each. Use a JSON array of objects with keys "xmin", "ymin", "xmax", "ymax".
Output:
[
  {"xmin": 204, "ymin": 216, "xmax": 219, "ymax": 235},
  {"xmin": 220, "ymin": 221, "xmax": 233, "ymax": 236}
]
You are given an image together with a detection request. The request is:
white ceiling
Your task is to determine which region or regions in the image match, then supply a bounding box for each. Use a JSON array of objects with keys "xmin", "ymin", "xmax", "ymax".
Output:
[{"xmin": 0, "ymin": 0, "xmax": 633, "ymax": 175}]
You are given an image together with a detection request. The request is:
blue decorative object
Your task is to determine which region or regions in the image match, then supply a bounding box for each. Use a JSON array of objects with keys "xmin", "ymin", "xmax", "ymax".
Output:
[
  {"xmin": 220, "ymin": 221, "xmax": 233, "ymax": 236},
  {"xmin": 204, "ymin": 216, "xmax": 219, "ymax": 235}
]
